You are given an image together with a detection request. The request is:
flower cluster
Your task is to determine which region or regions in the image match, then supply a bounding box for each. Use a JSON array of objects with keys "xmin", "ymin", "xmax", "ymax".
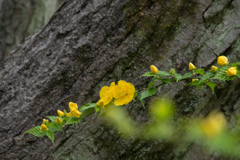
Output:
[{"xmin": 97, "ymin": 80, "xmax": 135, "ymax": 107}]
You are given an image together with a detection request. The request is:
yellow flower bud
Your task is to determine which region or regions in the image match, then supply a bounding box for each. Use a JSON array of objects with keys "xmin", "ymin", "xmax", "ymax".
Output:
[
  {"xmin": 97, "ymin": 99, "xmax": 104, "ymax": 107},
  {"xmin": 56, "ymin": 117, "xmax": 62, "ymax": 124},
  {"xmin": 211, "ymin": 66, "xmax": 218, "ymax": 72},
  {"xmin": 169, "ymin": 68, "xmax": 175, "ymax": 74},
  {"xmin": 200, "ymin": 110, "xmax": 226, "ymax": 137},
  {"xmin": 43, "ymin": 119, "xmax": 49, "ymax": 124},
  {"xmin": 41, "ymin": 124, "xmax": 48, "ymax": 132},
  {"xmin": 226, "ymin": 67, "xmax": 237, "ymax": 77},
  {"xmin": 69, "ymin": 102, "xmax": 78, "ymax": 112},
  {"xmin": 150, "ymin": 65, "xmax": 158, "ymax": 74},
  {"xmin": 192, "ymin": 79, "xmax": 198, "ymax": 82},
  {"xmin": 72, "ymin": 109, "xmax": 82, "ymax": 118},
  {"xmin": 217, "ymin": 56, "xmax": 228, "ymax": 66},
  {"xmin": 189, "ymin": 62, "xmax": 196, "ymax": 70},
  {"xmin": 57, "ymin": 110, "xmax": 64, "ymax": 117},
  {"xmin": 66, "ymin": 112, "xmax": 73, "ymax": 117}
]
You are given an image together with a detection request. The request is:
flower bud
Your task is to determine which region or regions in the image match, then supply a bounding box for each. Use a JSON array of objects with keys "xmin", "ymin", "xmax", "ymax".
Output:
[
  {"xmin": 69, "ymin": 102, "xmax": 78, "ymax": 112},
  {"xmin": 192, "ymin": 79, "xmax": 198, "ymax": 82},
  {"xmin": 57, "ymin": 110, "xmax": 64, "ymax": 117},
  {"xmin": 217, "ymin": 56, "xmax": 228, "ymax": 66},
  {"xmin": 43, "ymin": 119, "xmax": 49, "ymax": 124},
  {"xmin": 66, "ymin": 112, "xmax": 73, "ymax": 117},
  {"xmin": 97, "ymin": 99, "xmax": 104, "ymax": 107},
  {"xmin": 150, "ymin": 65, "xmax": 158, "ymax": 74},
  {"xmin": 226, "ymin": 67, "xmax": 237, "ymax": 77},
  {"xmin": 41, "ymin": 124, "xmax": 48, "ymax": 132},
  {"xmin": 211, "ymin": 66, "xmax": 218, "ymax": 72},
  {"xmin": 189, "ymin": 62, "xmax": 196, "ymax": 70},
  {"xmin": 72, "ymin": 109, "xmax": 82, "ymax": 118},
  {"xmin": 56, "ymin": 117, "xmax": 62, "ymax": 124},
  {"xmin": 169, "ymin": 68, "xmax": 175, "ymax": 74}
]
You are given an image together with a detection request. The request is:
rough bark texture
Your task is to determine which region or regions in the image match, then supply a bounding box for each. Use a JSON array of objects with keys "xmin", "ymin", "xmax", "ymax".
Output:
[
  {"xmin": 0, "ymin": 0, "xmax": 61, "ymax": 61},
  {"xmin": 1, "ymin": 0, "xmax": 240, "ymax": 159}
]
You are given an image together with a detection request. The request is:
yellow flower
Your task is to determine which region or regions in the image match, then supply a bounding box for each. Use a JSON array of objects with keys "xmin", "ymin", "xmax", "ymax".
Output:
[
  {"xmin": 217, "ymin": 56, "xmax": 228, "ymax": 66},
  {"xmin": 150, "ymin": 65, "xmax": 158, "ymax": 74},
  {"xmin": 56, "ymin": 117, "xmax": 62, "ymax": 124},
  {"xmin": 43, "ymin": 119, "xmax": 49, "ymax": 124},
  {"xmin": 226, "ymin": 67, "xmax": 237, "ymax": 77},
  {"xmin": 57, "ymin": 110, "xmax": 64, "ymax": 117},
  {"xmin": 99, "ymin": 82, "xmax": 115, "ymax": 105},
  {"xmin": 66, "ymin": 112, "xmax": 73, "ymax": 117},
  {"xmin": 41, "ymin": 124, "xmax": 48, "ymax": 132},
  {"xmin": 169, "ymin": 68, "xmax": 175, "ymax": 74},
  {"xmin": 72, "ymin": 109, "xmax": 82, "ymax": 118},
  {"xmin": 200, "ymin": 110, "xmax": 226, "ymax": 137},
  {"xmin": 69, "ymin": 102, "xmax": 78, "ymax": 112},
  {"xmin": 97, "ymin": 99, "xmax": 104, "ymax": 107},
  {"xmin": 192, "ymin": 79, "xmax": 198, "ymax": 82},
  {"xmin": 189, "ymin": 62, "xmax": 196, "ymax": 70},
  {"xmin": 112, "ymin": 80, "xmax": 135, "ymax": 106},
  {"xmin": 211, "ymin": 66, "xmax": 218, "ymax": 72}
]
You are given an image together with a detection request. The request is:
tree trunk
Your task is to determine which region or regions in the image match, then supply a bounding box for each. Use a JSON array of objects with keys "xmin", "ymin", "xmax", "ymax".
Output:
[
  {"xmin": 0, "ymin": 0, "xmax": 61, "ymax": 61},
  {"xmin": 1, "ymin": 0, "xmax": 240, "ymax": 159}
]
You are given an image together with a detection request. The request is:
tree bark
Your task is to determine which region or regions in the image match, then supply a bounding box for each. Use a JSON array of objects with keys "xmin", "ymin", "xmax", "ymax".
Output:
[{"xmin": 1, "ymin": 0, "xmax": 240, "ymax": 159}]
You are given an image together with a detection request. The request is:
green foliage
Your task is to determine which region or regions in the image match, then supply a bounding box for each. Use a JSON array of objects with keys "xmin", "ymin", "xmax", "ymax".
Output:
[
  {"xmin": 46, "ymin": 130, "xmax": 55, "ymax": 144},
  {"xmin": 65, "ymin": 116, "xmax": 82, "ymax": 125},
  {"xmin": 141, "ymin": 72, "xmax": 156, "ymax": 77},
  {"xmin": 46, "ymin": 116, "xmax": 58, "ymax": 122},
  {"xmin": 195, "ymin": 68, "xmax": 205, "ymax": 75},
  {"xmin": 212, "ymin": 66, "xmax": 230, "ymax": 80},
  {"xmin": 157, "ymin": 71, "xmax": 171, "ymax": 77},
  {"xmin": 198, "ymin": 72, "xmax": 215, "ymax": 84},
  {"xmin": 140, "ymin": 88, "xmax": 156, "ymax": 100},
  {"xmin": 25, "ymin": 126, "xmax": 45, "ymax": 137},
  {"xmin": 206, "ymin": 81, "xmax": 217, "ymax": 92},
  {"xmin": 79, "ymin": 103, "xmax": 96, "ymax": 119},
  {"xmin": 48, "ymin": 122, "xmax": 63, "ymax": 131},
  {"xmin": 182, "ymin": 72, "xmax": 193, "ymax": 79},
  {"xmin": 172, "ymin": 69, "xmax": 182, "ymax": 82}
]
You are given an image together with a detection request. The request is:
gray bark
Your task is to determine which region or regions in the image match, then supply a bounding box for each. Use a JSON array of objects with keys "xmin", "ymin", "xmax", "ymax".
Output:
[{"xmin": 1, "ymin": 0, "xmax": 240, "ymax": 159}]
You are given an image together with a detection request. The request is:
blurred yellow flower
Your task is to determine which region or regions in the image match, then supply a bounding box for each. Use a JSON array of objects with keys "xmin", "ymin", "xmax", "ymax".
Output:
[
  {"xmin": 226, "ymin": 67, "xmax": 237, "ymax": 77},
  {"xmin": 72, "ymin": 109, "xmax": 82, "ymax": 118},
  {"xmin": 113, "ymin": 80, "xmax": 135, "ymax": 106},
  {"xmin": 57, "ymin": 110, "xmax": 64, "ymax": 117},
  {"xmin": 66, "ymin": 112, "xmax": 73, "ymax": 117},
  {"xmin": 211, "ymin": 66, "xmax": 218, "ymax": 72},
  {"xmin": 192, "ymin": 79, "xmax": 198, "ymax": 82},
  {"xmin": 41, "ymin": 124, "xmax": 48, "ymax": 132},
  {"xmin": 189, "ymin": 62, "xmax": 196, "ymax": 70},
  {"xmin": 43, "ymin": 119, "xmax": 49, "ymax": 124},
  {"xmin": 217, "ymin": 56, "xmax": 228, "ymax": 66},
  {"xmin": 69, "ymin": 102, "xmax": 78, "ymax": 112},
  {"xmin": 56, "ymin": 117, "xmax": 62, "ymax": 124},
  {"xmin": 100, "ymin": 82, "xmax": 115, "ymax": 105},
  {"xmin": 150, "ymin": 65, "xmax": 158, "ymax": 74},
  {"xmin": 97, "ymin": 99, "xmax": 104, "ymax": 107},
  {"xmin": 200, "ymin": 110, "xmax": 226, "ymax": 137},
  {"xmin": 169, "ymin": 68, "xmax": 174, "ymax": 74}
]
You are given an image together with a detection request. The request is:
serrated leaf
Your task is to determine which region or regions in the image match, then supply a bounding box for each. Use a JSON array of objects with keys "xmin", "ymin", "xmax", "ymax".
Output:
[
  {"xmin": 79, "ymin": 103, "xmax": 95, "ymax": 119},
  {"xmin": 195, "ymin": 69, "xmax": 205, "ymax": 75},
  {"xmin": 161, "ymin": 79, "xmax": 172, "ymax": 85},
  {"xmin": 25, "ymin": 126, "xmax": 45, "ymax": 137},
  {"xmin": 198, "ymin": 72, "xmax": 215, "ymax": 84},
  {"xmin": 182, "ymin": 72, "xmax": 193, "ymax": 79},
  {"xmin": 65, "ymin": 116, "xmax": 82, "ymax": 125},
  {"xmin": 157, "ymin": 71, "xmax": 171, "ymax": 77},
  {"xmin": 141, "ymin": 72, "xmax": 156, "ymax": 77},
  {"xmin": 46, "ymin": 130, "xmax": 55, "ymax": 144},
  {"xmin": 206, "ymin": 81, "xmax": 216, "ymax": 92},
  {"xmin": 172, "ymin": 69, "xmax": 182, "ymax": 82},
  {"xmin": 231, "ymin": 62, "xmax": 240, "ymax": 67},
  {"xmin": 140, "ymin": 88, "xmax": 156, "ymax": 100},
  {"xmin": 186, "ymin": 81, "xmax": 203, "ymax": 89},
  {"xmin": 47, "ymin": 122, "xmax": 63, "ymax": 131},
  {"xmin": 212, "ymin": 66, "xmax": 230, "ymax": 80},
  {"xmin": 47, "ymin": 116, "xmax": 58, "ymax": 122},
  {"xmin": 148, "ymin": 80, "xmax": 157, "ymax": 89}
]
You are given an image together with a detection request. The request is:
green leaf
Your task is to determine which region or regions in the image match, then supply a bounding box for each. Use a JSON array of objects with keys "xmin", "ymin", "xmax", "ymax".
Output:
[
  {"xmin": 172, "ymin": 70, "xmax": 182, "ymax": 82},
  {"xmin": 237, "ymin": 69, "xmax": 240, "ymax": 78},
  {"xmin": 186, "ymin": 81, "xmax": 203, "ymax": 89},
  {"xmin": 148, "ymin": 80, "xmax": 157, "ymax": 89},
  {"xmin": 212, "ymin": 66, "xmax": 230, "ymax": 80},
  {"xmin": 46, "ymin": 130, "xmax": 55, "ymax": 144},
  {"xmin": 181, "ymin": 72, "xmax": 193, "ymax": 79},
  {"xmin": 195, "ymin": 69, "xmax": 205, "ymax": 75},
  {"xmin": 137, "ymin": 94, "xmax": 144, "ymax": 107},
  {"xmin": 140, "ymin": 88, "xmax": 156, "ymax": 100},
  {"xmin": 25, "ymin": 126, "xmax": 46, "ymax": 137},
  {"xmin": 79, "ymin": 103, "xmax": 96, "ymax": 119},
  {"xmin": 231, "ymin": 62, "xmax": 240, "ymax": 67},
  {"xmin": 65, "ymin": 116, "xmax": 82, "ymax": 125},
  {"xmin": 206, "ymin": 81, "xmax": 217, "ymax": 92},
  {"xmin": 141, "ymin": 72, "xmax": 156, "ymax": 77},
  {"xmin": 46, "ymin": 116, "xmax": 58, "ymax": 122},
  {"xmin": 47, "ymin": 122, "xmax": 63, "ymax": 131},
  {"xmin": 161, "ymin": 79, "xmax": 172, "ymax": 85},
  {"xmin": 157, "ymin": 71, "xmax": 171, "ymax": 77},
  {"xmin": 198, "ymin": 72, "xmax": 215, "ymax": 84}
]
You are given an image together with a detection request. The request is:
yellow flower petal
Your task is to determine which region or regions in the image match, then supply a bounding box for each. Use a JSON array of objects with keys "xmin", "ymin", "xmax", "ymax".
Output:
[
  {"xmin": 217, "ymin": 56, "xmax": 228, "ymax": 66},
  {"xmin": 41, "ymin": 124, "xmax": 48, "ymax": 132},
  {"xmin": 66, "ymin": 112, "xmax": 73, "ymax": 117},
  {"xmin": 211, "ymin": 66, "xmax": 218, "ymax": 72},
  {"xmin": 97, "ymin": 99, "xmax": 104, "ymax": 107},
  {"xmin": 114, "ymin": 96, "xmax": 128, "ymax": 106},
  {"xmin": 69, "ymin": 102, "xmax": 78, "ymax": 112},
  {"xmin": 56, "ymin": 117, "xmax": 62, "ymax": 124},
  {"xmin": 226, "ymin": 67, "xmax": 237, "ymax": 77},
  {"xmin": 72, "ymin": 109, "xmax": 82, "ymax": 118},
  {"xmin": 57, "ymin": 110, "xmax": 64, "ymax": 117},
  {"xmin": 189, "ymin": 62, "xmax": 196, "ymax": 70},
  {"xmin": 150, "ymin": 65, "xmax": 158, "ymax": 74}
]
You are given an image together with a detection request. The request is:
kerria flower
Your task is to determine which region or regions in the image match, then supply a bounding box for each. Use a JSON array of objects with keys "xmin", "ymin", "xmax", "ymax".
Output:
[
  {"xmin": 150, "ymin": 65, "xmax": 158, "ymax": 74},
  {"xmin": 112, "ymin": 80, "xmax": 135, "ymax": 106},
  {"xmin": 41, "ymin": 124, "xmax": 48, "ymax": 132},
  {"xmin": 226, "ymin": 67, "xmax": 237, "ymax": 77},
  {"xmin": 56, "ymin": 117, "xmax": 62, "ymax": 124},
  {"xmin": 189, "ymin": 62, "xmax": 196, "ymax": 70},
  {"xmin": 217, "ymin": 56, "xmax": 228, "ymax": 66},
  {"xmin": 211, "ymin": 66, "xmax": 218, "ymax": 72},
  {"xmin": 99, "ymin": 82, "xmax": 115, "ymax": 105}
]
